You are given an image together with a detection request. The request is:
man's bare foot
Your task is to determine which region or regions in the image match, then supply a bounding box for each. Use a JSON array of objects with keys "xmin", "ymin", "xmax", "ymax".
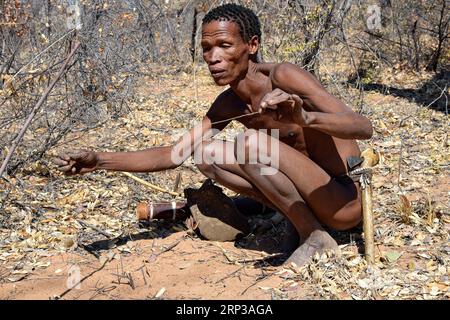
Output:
[{"xmin": 284, "ymin": 230, "xmax": 340, "ymax": 267}]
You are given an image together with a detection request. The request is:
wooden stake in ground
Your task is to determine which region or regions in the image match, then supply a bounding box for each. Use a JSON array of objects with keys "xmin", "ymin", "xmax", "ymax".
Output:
[
  {"xmin": 360, "ymin": 148, "xmax": 379, "ymax": 264},
  {"xmin": 0, "ymin": 42, "xmax": 81, "ymax": 177}
]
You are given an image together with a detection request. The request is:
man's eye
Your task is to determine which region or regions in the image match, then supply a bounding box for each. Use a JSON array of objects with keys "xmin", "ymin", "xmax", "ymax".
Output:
[{"xmin": 221, "ymin": 43, "xmax": 231, "ymax": 48}]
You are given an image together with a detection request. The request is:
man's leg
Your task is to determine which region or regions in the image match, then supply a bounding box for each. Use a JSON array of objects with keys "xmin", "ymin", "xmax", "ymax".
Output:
[
  {"xmin": 236, "ymin": 130, "xmax": 362, "ymax": 264},
  {"xmin": 194, "ymin": 135, "xmax": 360, "ymax": 266},
  {"xmin": 195, "ymin": 138, "xmax": 282, "ymax": 208},
  {"xmin": 236, "ymin": 130, "xmax": 362, "ymax": 230}
]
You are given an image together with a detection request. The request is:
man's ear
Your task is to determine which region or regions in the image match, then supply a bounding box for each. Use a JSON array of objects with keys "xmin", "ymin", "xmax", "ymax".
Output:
[{"xmin": 248, "ymin": 35, "xmax": 259, "ymax": 55}]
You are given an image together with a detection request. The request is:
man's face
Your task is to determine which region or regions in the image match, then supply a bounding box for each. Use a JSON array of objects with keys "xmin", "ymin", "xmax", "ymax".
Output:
[{"xmin": 201, "ymin": 20, "xmax": 252, "ymax": 86}]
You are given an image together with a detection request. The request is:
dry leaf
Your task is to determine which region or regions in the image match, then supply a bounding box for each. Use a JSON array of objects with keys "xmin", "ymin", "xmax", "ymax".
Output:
[{"xmin": 155, "ymin": 287, "xmax": 166, "ymax": 298}]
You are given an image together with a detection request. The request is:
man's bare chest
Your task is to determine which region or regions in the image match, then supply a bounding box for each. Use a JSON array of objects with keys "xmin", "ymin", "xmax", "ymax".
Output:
[{"xmin": 239, "ymin": 110, "xmax": 309, "ymax": 155}]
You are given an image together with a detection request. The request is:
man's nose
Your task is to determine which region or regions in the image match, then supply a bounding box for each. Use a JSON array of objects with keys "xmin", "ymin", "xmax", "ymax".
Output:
[{"xmin": 207, "ymin": 48, "xmax": 221, "ymax": 64}]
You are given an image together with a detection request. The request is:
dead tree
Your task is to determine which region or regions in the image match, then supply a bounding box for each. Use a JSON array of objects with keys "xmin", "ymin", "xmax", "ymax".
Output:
[{"xmin": 426, "ymin": 0, "xmax": 449, "ymax": 71}]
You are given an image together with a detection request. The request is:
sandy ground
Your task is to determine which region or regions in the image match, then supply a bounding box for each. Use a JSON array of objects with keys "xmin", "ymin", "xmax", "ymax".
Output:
[{"xmin": 0, "ymin": 230, "xmax": 318, "ymax": 300}]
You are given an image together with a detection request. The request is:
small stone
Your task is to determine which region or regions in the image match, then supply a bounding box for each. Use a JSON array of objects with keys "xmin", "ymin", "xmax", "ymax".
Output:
[{"xmin": 62, "ymin": 237, "xmax": 74, "ymax": 248}]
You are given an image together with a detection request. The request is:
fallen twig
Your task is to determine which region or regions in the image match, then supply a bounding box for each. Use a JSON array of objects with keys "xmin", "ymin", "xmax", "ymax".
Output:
[
  {"xmin": 53, "ymin": 255, "xmax": 111, "ymax": 300},
  {"xmin": 215, "ymin": 266, "xmax": 245, "ymax": 284},
  {"xmin": 425, "ymin": 84, "xmax": 447, "ymax": 109},
  {"xmin": 235, "ymin": 253, "xmax": 284, "ymax": 264},
  {"xmin": 76, "ymin": 219, "xmax": 113, "ymax": 238},
  {"xmin": 146, "ymin": 239, "xmax": 182, "ymax": 263},
  {"xmin": 240, "ymin": 271, "xmax": 274, "ymax": 296},
  {"xmin": 111, "ymin": 272, "xmax": 135, "ymax": 290},
  {"xmin": 397, "ymin": 136, "xmax": 404, "ymax": 191},
  {"xmin": 136, "ymin": 265, "xmax": 148, "ymax": 285},
  {"xmin": 209, "ymin": 242, "xmax": 279, "ymax": 264},
  {"xmin": 158, "ymin": 239, "xmax": 181, "ymax": 255},
  {"xmin": 89, "ymin": 284, "xmax": 117, "ymax": 300},
  {"xmin": 122, "ymin": 172, "xmax": 181, "ymax": 197},
  {"xmin": 127, "ymin": 273, "xmax": 135, "ymax": 290},
  {"xmin": 211, "ymin": 242, "xmax": 236, "ymax": 263},
  {"xmin": 173, "ymin": 172, "xmax": 182, "ymax": 194}
]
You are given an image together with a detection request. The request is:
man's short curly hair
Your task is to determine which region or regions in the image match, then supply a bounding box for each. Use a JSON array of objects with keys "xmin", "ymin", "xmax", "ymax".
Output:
[{"xmin": 202, "ymin": 3, "xmax": 262, "ymax": 43}]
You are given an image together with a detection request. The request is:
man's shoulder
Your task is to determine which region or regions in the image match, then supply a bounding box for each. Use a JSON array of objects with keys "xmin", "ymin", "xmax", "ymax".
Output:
[
  {"xmin": 269, "ymin": 62, "xmax": 307, "ymax": 85},
  {"xmin": 268, "ymin": 62, "xmax": 322, "ymax": 94}
]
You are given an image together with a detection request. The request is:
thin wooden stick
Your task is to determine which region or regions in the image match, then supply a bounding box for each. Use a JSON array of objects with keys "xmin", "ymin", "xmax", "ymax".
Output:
[
  {"xmin": 0, "ymin": 42, "xmax": 80, "ymax": 177},
  {"xmin": 76, "ymin": 219, "xmax": 113, "ymax": 238},
  {"xmin": 121, "ymin": 172, "xmax": 180, "ymax": 197},
  {"xmin": 211, "ymin": 111, "xmax": 260, "ymax": 125},
  {"xmin": 360, "ymin": 148, "xmax": 379, "ymax": 264},
  {"xmin": 54, "ymin": 255, "xmax": 110, "ymax": 300},
  {"xmin": 11, "ymin": 29, "xmax": 76, "ymax": 81},
  {"xmin": 157, "ymin": 239, "xmax": 181, "ymax": 255},
  {"xmin": 215, "ymin": 266, "xmax": 245, "ymax": 284}
]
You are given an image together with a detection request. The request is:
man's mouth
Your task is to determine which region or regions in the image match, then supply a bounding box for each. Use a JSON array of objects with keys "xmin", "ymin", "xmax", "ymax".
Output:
[{"xmin": 210, "ymin": 69, "xmax": 226, "ymax": 79}]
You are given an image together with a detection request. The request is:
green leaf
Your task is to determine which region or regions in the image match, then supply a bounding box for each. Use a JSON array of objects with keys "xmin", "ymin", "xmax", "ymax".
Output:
[{"xmin": 385, "ymin": 251, "xmax": 401, "ymax": 263}]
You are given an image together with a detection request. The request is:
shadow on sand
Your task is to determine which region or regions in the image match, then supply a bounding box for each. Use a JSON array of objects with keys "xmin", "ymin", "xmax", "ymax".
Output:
[{"xmin": 349, "ymin": 69, "xmax": 449, "ymax": 114}]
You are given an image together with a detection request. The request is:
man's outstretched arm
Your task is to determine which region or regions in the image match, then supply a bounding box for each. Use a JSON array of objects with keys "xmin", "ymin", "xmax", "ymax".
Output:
[
  {"xmin": 95, "ymin": 146, "xmax": 177, "ymax": 172},
  {"xmin": 53, "ymin": 117, "xmax": 215, "ymax": 175},
  {"xmin": 271, "ymin": 63, "xmax": 373, "ymax": 140}
]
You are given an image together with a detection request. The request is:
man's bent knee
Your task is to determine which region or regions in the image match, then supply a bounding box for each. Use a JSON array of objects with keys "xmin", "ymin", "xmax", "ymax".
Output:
[
  {"xmin": 194, "ymin": 141, "xmax": 217, "ymax": 177},
  {"xmin": 234, "ymin": 129, "xmax": 279, "ymax": 175},
  {"xmin": 234, "ymin": 129, "xmax": 259, "ymax": 163},
  {"xmin": 196, "ymin": 161, "xmax": 216, "ymax": 178},
  {"xmin": 321, "ymin": 200, "xmax": 363, "ymax": 231},
  {"xmin": 195, "ymin": 140, "xmax": 235, "ymax": 178}
]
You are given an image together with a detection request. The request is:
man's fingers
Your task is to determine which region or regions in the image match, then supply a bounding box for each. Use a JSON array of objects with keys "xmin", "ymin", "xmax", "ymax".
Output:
[
  {"xmin": 291, "ymin": 95, "xmax": 304, "ymax": 112},
  {"xmin": 261, "ymin": 104, "xmax": 278, "ymax": 111},
  {"xmin": 291, "ymin": 94, "xmax": 303, "ymax": 106},
  {"xmin": 265, "ymin": 93, "xmax": 291, "ymax": 107},
  {"xmin": 57, "ymin": 164, "xmax": 73, "ymax": 173},
  {"xmin": 261, "ymin": 92, "xmax": 285, "ymax": 109},
  {"xmin": 68, "ymin": 150, "xmax": 87, "ymax": 161},
  {"xmin": 263, "ymin": 91, "xmax": 284, "ymax": 102},
  {"xmin": 260, "ymin": 90, "xmax": 300, "ymax": 113},
  {"xmin": 57, "ymin": 153, "xmax": 70, "ymax": 162},
  {"xmin": 52, "ymin": 158, "xmax": 69, "ymax": 166}
]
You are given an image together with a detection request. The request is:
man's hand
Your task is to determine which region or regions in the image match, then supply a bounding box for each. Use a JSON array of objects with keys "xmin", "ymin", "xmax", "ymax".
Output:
[
  {"xmin": 260, "ymin": 88, "xmax": 309, "ymax": 126},
  {"xmin": 53, "ymin": 150, "xmax": 99, "ymax": 175}
]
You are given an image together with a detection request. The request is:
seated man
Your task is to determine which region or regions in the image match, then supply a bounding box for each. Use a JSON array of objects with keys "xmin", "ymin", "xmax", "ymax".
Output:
[{"xmin": 54, "ymin": 4, "xmax": 373, "ymax": 266}]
